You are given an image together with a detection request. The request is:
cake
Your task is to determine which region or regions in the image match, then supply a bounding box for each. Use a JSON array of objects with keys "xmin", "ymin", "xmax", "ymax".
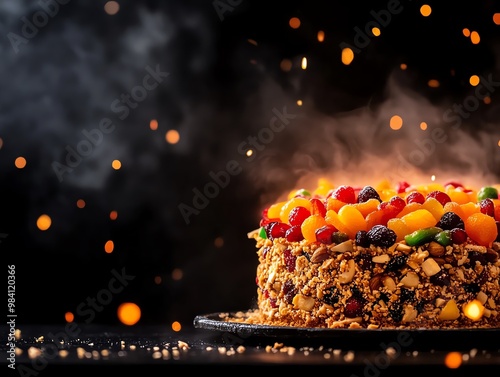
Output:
[{"xmin": 244, "ymin": 179, "xmax": 500, "ymax": 329}]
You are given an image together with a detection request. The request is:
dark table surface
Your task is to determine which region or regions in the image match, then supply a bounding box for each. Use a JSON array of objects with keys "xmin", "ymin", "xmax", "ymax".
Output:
[{"xmin": 1, "ymin": 319, "xmax": 499, "ymax": 375}]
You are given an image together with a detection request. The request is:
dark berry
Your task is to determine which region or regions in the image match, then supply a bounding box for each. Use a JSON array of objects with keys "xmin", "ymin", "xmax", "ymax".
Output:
[
  {"xmin": 389, "ymin": 302, "xmax": 403, "ymax": 322},
  {"xmin": 426, "ymin": 191, "xmax": 451, "ymax": 206},
  {"xmin": 429, "ymin": 270, "xmax": 450, "ymax": 286},
  {"xmin": 378, "ymin": 292, "xmax": 390, "ymax": 302},
  {"xmin": 385, "ymin": 254, "xmax": 409, "ymax": 272},
  {"xmin": 355, "ymin": 230, "xmax": 370, "ymax": 247},
  {"xmin": 323, "ymin": 288, "xmax": 339, "ymax": 306},
  {"xmin": 463, "ymin": 282, "xmax": 480, "ymax": 294},
  {"xmin": 357, "ymin": 186, "xmax": 381, "ymax": 203},
  {"xmin": 315, "ymin": 225, "xmax": 336, "ymax": 244},
  {"xmin": 450, "ymin": 228, "xmax": 468, "ymax": 244},
  {"xmin": 437, "ymin": 212, "xmax": 464, "ymax": 230},
  {"xmin": 479, "ymin": 198, "xmax": 495, "ymax": 217},
  {"xmin": 288, "ymin": 206, "xmax": 311, "ymax": 226},
  {"xmin": 330, "ymin": 185, "xmax": 356, "ymax": 204},
  {"xmin": 496, "ymin": 221, "xmax": 500, "ymax": 242},
  {"xmin": 415, "ymin": 300, "xmax": 427, "ymax": 313},
  {"xmin": 355, "ymin": 253, "xmax": 373, "ymax": 270},
  {"xmin": 466, "ymin": 251, "xmax": 486, "ymax": 268},
  {"xmin": 285, "ymin": 225, "xmax": 304, "ymax": 242},
  {"xmin": 344, "ymin": 296, "xmax": 365, "ymax": 317},
  {"xmin": 399, "ymin": 287, "xmax": 416, "ymax": 303},
  {"xmin": 269, "ymin": 297, "xmax": 277, "ymax": 308},
  {"xmin": 283, "ymin": 249, "xmax": 296, "ymax": 272},
  {"xmin": 406, "ymin": 191, "xmax": 425, "ymax": 204},
  {"xmin": 282, "ymin": 280, "xmax": 296, "ymax": 304},
  {"xmin": 367, "ymin": 225, "xmax": 397, "ymax": 247}
]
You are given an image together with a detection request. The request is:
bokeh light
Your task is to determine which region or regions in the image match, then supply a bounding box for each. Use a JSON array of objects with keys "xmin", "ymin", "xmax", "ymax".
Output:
[
  {"xmin": 104, "ymin": 240, "xmax": 114, "ymax": 254},
  {"xmin": 65, "ymin": 312, "xmax": 74, "ymax": 322},
  {"xmin": 341, "ymin": 48, "xmax": 354, "ymax": 65},
  {"xmin": 171, "ymin": 321, "xmax": 182, "ymax": 332},
  {"xmin": 15, "ymin": 157, "xmax": 26, "ymax": 169},
  {"xmin": 420, "ymin": 122, "xmax": 428, "ymax": 130},
  {"xmin": 390, "ymin": 115, "xmax": 403, "ymax": 130},
  {"xmin": 36, "ymin": 214, "xmax": 52, "ymax": 231},
  {"xmin": 149, "ymin": 119, "xmax": 158, "ymax": 130},
  {"xmin": 110, "ymin": 210, "xmax": 118, "ymax": 220},
  {"xmin": 428, "ymin": 79, "xmax": 440, "ymax": 88},
  {"xmin": 76, "ymin": 199, "xmax": 86, "ymax": 209},
  {"xmin": 469, "ymin": 75, "xmax": 480, "ymax": 86},
  {"xmin": 112, "ymin": 159, "xmax": 121, "ymax": 169},
  {"xmin": 117, "ymin": 302, "xmax": 141, "ymax": 325},
  {"xmin": 420, "ymin": 5, "xmax": 432, "ymax": 17},
  {"xmin": 166, "ymin": 129, "xmax": 180, "ymax": 144},
  {"xmin": 289, "ymin": 17, "xmax": 300, "ymax": 29},
  {"xmin": 470, "ymin": 31, "xmax": 480, "ymax": 44},
  {"xmin": 317, "ymin": 30, "xmax": 325, "ymax": 42},
  {"xmin": 104, "ymin": 1, "xmax": 120, "ymax": 15},
  {"xmin": 444, "ymin": 352, "xmax": 462, "ymax": 369},
  {"xmin": 493, "ymin": 13, "xmax": 500, "ymax": 25}
]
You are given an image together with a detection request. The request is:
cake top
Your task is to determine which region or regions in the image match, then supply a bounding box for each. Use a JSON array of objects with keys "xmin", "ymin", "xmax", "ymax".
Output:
[{"xmin": 255, "ymin": 179, "xmax": 500, "ymax": 249}]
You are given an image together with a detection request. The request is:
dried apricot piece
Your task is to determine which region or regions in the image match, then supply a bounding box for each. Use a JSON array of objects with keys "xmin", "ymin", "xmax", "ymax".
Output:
[
  {"xmin": 443, "ymin": 201, "xmax": 466, "ymax": 221},
  {"xmin": 460, "ymin": 202, "xmax": 479, "ymax": 220},
  {"xmin": 387, "ymin": 218, "xmax": 411, "ymax": 242},
  {"xmin": 338, "ymin": 205, "xmax": 367, "ymax": 239},
  {"xmin": 326, "ymin": 197, "xmax": 346, "ymax": 212},
  {"xmin": 301, "ymin": 214, "xmax": 327, "ymax": 243},
  {"xmin": 422, "ymin": 197, "xmax": 445, "ymax": 222},
  {"xmin": 352, "ymin": 198, "xmax": 380, "ymax": 218},
  {"xmin": 325, "ymin": 210, "xmax": 351, "ymax": 235},
  {"xmin": 267, "ymin": 201, "xmax": 287, "ymax": 219},
  {"xmin": 401, "ymin": 209, "xmax": 437, "ymax": 233},
  {"xmin": 464, "ymin": 212, "xmax": 497, "ymax": 247},
  {"xmin": 396, "ymin": 202, "xmax": 423, "ymax": 218}
]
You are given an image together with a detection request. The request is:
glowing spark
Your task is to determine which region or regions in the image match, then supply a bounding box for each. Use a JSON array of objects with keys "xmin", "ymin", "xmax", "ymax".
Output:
[
  {"xmin": 280, "ymin": 59, "xmax": 292, "ymax": 72},
  {"xmin": 301, "ymin": 57, "xmax": 307, "ymax": 70},
  {"xmin": 149, "ymin": 119, "xmax": 158, "ymax": 130},
  {"xmin": 420, "ymin": 5, "xmax": 432, "ymax": 17},
  {"xmin": 166, "ymin": 130, "xmax": 180, "ymax": 144},
  {"xmin": 372, "ymin": 27, "xmax": 381, "ymax": 36},
  {"xmin": 317, "ymin": 30, "xmax": 325, "ymax": 42},
  {"xmin": 297, "ymin": 99, "xmax": 303, "ymax": 106},
  {"xmin": 15, "ymin": 157, "xmax": 26, "ymax": 169},
  {"xmin": 76, "ymin": 199, "xmax": 86, "ymax": 209},
  {"xmin": 111, "ymin": 160, "xmax": 121, "ymax": 170},
  {"xmin": 444, "ymin": 352, "xmax": 462, "ymax": 369},
  {"xmin": 117, "ymin": 303, "xmax": 141, "ymax": 326},
  {"xmin": 389, "ymin": 115, "xmax": 403, "ymax": 130},
  {"xmin": 463, "ymin": 299, "xmax": 484, "ymax": 321},
  {"xmin": 214, "ymin": 237, "xmax": 224, "ymax": 247},
  {"xmin": 497, "ymin": 139, "xmax": 500, "ymax": 147},
  {"xmin": 247, "ymin": 39, "xmax": 258, "ymax": 46},
  {"xmin": 154, "ymin": 276, "xmax": 162, "ymax": 284},
  {"xmin": 428, "ymin": 79, "xmax": 440, "ymax": 88},
  {"xmin": 65, "ymin": 312, "xmax": 74, "ymax": 323},
  {"xmin": 104, "ymin": 240, "xmax": 114, "ymax": 254},
  {"xmin": 341, "ymin": 48, "xmax": 354, "ymax": 65},
  {"xmin": 110, "ymin": 210, "xmax": 118, "ymax": 220},
  {"xmin": 469, "ymin": 75, "xmax": 480, "ymax": 86},
  {"xmin": 484, "ymin": 96, "xmax": 491, "ymax": 104},
  {"xmin": 462, "ymin": 28, "xmax": 470, "ymax": 37},
  {"xmin": 289, "ymin": 17, "xmax": 301, "ymax": 29},
  {"xmin": 104, "ymin": 1, "xmax": 120, "ymax": 15},
  {"xmin": 431, "ymin": 175, "xmax": 436, "ymax": 182},
  {"xmin": 246, "ymin": 149, "xmax": 253, "ymax": 157},
  {"xmin": 0, "ymin": 138, "xmax": 3, "ymax": 149},
  {"xmin": 37, "ymin": 214, "xmax": 52, "ymax": 231},
  {"xmin": 470, "ymin": 31, "xmax": 480, "ymax": 44},
  {"xmin": 171, "ymin": 268, "xmax": 183, "ymax": 280},
  {"xmin": 172, "ymin": 321, "xmax": 182, "ymax": 332},
  {"xmin": 493, "ymin": 13, "xmax": 500, "ymax": 25},
  {"xmin": 400, "ymin": 63, "xmax": 407, "ymax": 70},
  {"xmin": 420, "ymin": 122, "xmax": 428, "ymax": 130}
]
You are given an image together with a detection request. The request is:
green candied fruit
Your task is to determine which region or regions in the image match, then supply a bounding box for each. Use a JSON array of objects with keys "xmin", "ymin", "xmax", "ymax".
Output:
[
  {"xmin": 258, "ymin": 226, "xmax": 267, "ymax": 239},
  {"xmin": 404, "ymin": 226, "xmax": 443, "ymax": 246},
  {"xmin": 332, "ymin": 231, "xmax": 349, "ymax": 244},
  {"xmin": 434, "ymin": 230, "xmax": 452, "ymax": 246},
  {"xmin": 293, "ymin": 189, "xmax": 311, "ymax": 197},
  {"xmin": 477, "ymin": 186, "xmax": 498, "ymax": 201}
]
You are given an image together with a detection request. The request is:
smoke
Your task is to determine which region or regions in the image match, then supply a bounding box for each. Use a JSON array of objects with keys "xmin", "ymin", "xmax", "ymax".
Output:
[{"xmin": 236, "ymin": 67, "xmax": 500, "ymax": 207}]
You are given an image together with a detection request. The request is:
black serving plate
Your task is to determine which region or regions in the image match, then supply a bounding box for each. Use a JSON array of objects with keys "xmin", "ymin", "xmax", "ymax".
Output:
[{"xmin": 194, "ymin": 311, "xmax": 500, "ymax": 350}]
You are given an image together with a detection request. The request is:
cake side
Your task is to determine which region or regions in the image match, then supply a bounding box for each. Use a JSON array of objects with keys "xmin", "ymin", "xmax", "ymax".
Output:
[{"xmin": 246, "ymin": 180, "xmax": 500, "ymax": 329}]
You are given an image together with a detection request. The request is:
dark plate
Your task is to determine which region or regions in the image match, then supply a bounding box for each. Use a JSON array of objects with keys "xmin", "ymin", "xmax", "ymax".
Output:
[{"xmin": 193, "ymin": 311, "xmax": 500, "ymax": 350}]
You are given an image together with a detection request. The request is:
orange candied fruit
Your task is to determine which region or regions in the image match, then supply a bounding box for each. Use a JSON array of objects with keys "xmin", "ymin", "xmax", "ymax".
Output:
[
  {"xmin": 465, "ymin": 212, "xmax": 498, "ymax": 247},
  {"xmin": 301, "ymin": 214, "xmax": 327, "ymax": 243},
  {"xmin": 325, "ymin": 210, "xmax": 351, "ymax": 235},
  {"xmin": 400, "ymin": 209, "xmax": 437, "ymax": 233},
  {"xmin": 337, "ymin": 205, "xmax": 367, "ymax": 239}
]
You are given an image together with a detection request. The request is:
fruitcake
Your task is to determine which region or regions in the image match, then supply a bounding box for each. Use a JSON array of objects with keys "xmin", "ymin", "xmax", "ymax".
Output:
[{"xmin": 243, "ymin": 180, "xmax": 500, "ymax": 329}]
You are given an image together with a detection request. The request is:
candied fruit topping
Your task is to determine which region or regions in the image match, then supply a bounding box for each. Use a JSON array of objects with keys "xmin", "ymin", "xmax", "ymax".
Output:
[{"xmin": 256, "ymin": 180, "xmax": 500, "ymax": 248}]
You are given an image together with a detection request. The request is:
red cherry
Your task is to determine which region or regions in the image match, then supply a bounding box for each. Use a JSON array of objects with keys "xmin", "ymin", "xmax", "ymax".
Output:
[
  {"xmin": 285, "ymin": 225, "xmax": 304, "ymax": 242},
  {"xmin": 426, "ymin": 191, "xmax": 451, "ymax": 206},
  {"xmin": 310, "ymin": 198, "xmax": 327, "ymax": 217},
  {"xmin": 406, "ymin": 191, "xmax": 425, "ymax": 204},
  {"xmin": 288, "ymin": 206, "xmax": 311, "ymax": 226},
  {"xmin": 396, "ymin": 181, "xmax": 410, "ymax": 194},
  {"xmin": 330, "ymin": 185, "xmax": 356, "ymax": 204}
]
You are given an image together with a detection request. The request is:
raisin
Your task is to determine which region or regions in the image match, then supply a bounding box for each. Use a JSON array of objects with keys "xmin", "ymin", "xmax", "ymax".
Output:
[
  {"xmin": 437, "ymin": 212, "xmax": 464, "ymax": 230},
  {"xmin": 389, "ymin": 302, "xmax": 403, "ymax": 322},
  {"xmin": 282, "ymin": 280, "xmax": 296, "ymax": 304},
  {"xmin": 430, "ymin": 270, "xmax": 450, "ymax": 286},
  {"xmin": 385, "ymin": 255, "xmax": 409, "ymax": 272},
  {"xmin": 323, "ymin": 288, "xmax": 339, "ymax": 306},
  {"xmin": 367, "ymin": 225, "xmax": 397, "ymax": 247},
  {"xmin": 357, "ymin": 186, "xmax": 382, "ymax": 203},
  {"xmin": 355, "ymin": 230, "xmax": 370, "ymax": 247}
]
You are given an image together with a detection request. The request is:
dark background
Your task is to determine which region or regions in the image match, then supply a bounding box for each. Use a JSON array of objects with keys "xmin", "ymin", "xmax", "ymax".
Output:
[{"xmin": 1, "ymin": 0, "xmax": 500, "ymax": 328}]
